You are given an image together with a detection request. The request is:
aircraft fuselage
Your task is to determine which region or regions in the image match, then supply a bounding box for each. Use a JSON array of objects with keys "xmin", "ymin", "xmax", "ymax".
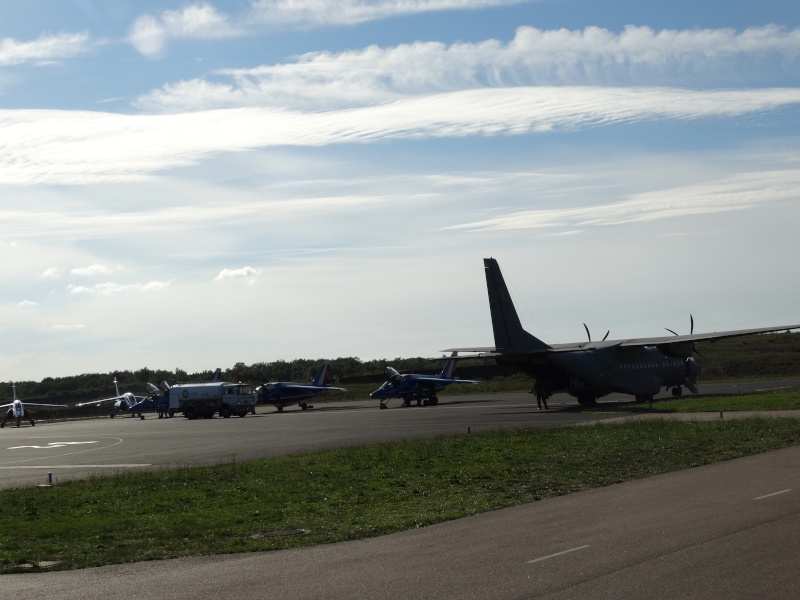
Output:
[{"xmin": 500, "ymin": 345, "xmax": 690, "ymax": 402}]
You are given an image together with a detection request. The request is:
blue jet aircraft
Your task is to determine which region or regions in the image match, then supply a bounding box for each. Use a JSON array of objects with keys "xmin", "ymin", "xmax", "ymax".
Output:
[
  {"xmin": 446, "ymin": 258, "xmax": 800, "ymax": 406},
  {"xmin": 370, "ymin": 353, "xmax": 479, "ymax": 408},
  {"xmin": 257, "ymin": 361, "xmax": 346, "ymax": 412},
  {"xmin": 1, "ymin": 383, "xmax": 66, "ymax": 428}
]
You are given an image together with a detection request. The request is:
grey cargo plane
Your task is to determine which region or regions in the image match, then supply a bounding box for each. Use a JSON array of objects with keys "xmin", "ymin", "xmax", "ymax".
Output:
[{"xmin": 446, "ymin": 258, "xmax": 800, "ymax": 406}]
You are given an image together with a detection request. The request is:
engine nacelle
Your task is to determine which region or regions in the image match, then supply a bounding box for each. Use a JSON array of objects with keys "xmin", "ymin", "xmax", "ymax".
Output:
[{"xmin": 657, "ymin": 341, "xmax": 695, "ymax": 359}]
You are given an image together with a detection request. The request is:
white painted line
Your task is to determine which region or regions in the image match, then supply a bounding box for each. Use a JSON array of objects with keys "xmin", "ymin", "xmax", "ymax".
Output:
[
  {"xmin": 8, "ymin": 442, "xmax": 99, "ymax": 450},
  {"xmin": 527, "ymin": 545, "xmax": 591, "ymax": 564},
  {"xmin": 754, "ymin": 489, "xmax": 792, "ymax": 500},
  {"xmin": 0, "ymin": 464, "xmax": 151, "ymax": 469}
]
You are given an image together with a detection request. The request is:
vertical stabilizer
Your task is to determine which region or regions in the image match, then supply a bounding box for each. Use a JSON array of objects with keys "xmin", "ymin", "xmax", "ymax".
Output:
[
  {"xmin": 439, "ymin": 352, "xmax": 458, "ymax": 378},
  {"xmin": 312, "ymin": 361, "xmax": 331, "ymax": 386},
  {"xmin": 484, "ymin": 258, "xmax": 551, "ymax": 352}
]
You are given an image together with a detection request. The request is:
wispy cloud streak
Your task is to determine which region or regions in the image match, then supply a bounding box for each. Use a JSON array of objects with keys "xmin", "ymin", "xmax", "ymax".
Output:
[
  {"xmin": 3, "ymin": 87, "xmax": 800, "ymax": 184},
  {"xmin": 0, "ymin": 32, "xmax": 94, "ymax": 66},
  {"xmin": 136, "ymin": 25, "xmax": 800, "ymax": 112},
  {"xmin": 443, "ymin": 169, "xmax": 800, "ymax": 232},
  {"xmin": 248, "ymin": 0, "xmax": 528, "ymax": 27}
]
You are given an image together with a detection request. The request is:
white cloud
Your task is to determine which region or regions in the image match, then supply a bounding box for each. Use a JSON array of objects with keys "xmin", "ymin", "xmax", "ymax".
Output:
[
  {"xmin": 443, "ymin": 169, "xmax": 800, "ymax": 232},
  {"xmin": 3, "ymin": 87, "xmax": 800, "ymax": 185},
  {"xmin": 40, "ymin": 267, "xmax": 61, "ymax": 278},
  {"xmin": 0, "ymin": 32, "xmax": 94, "ymax": 66},
  {"xmin": 214, "ymin": 267, "xmax": 261, "ymax": 281},
  {"xmin": 67, "ymin": 281, "xmax": 172, "ymax": 294},
  {"xmin": 129, "ymin": 15, "xmax": 167, "ymax": 57},
  {"xmin": 17, "ymin": 300, "xmax": 38, "ymax": 308},
  {"xmin": 71, "ymin": 264, "xmax": 118, "ymax": 276},
  {"xmin": 136, "ymin": 25, "xmax": 800, "ymax": 112},
  {"xmin": 248, "ymin": 0, "xmax": 529, "ymax": 27},
  {"xmin": 162, "ymin": 3, "xmax": 241, "ymax": 39},
  {"xmin": 129, "ymin": 3, "xmax": 242, "ymax": 56}
]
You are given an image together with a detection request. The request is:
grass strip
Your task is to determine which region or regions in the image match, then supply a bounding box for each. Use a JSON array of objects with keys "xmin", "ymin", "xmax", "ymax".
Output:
[
  {"xmin": 3, "ymin": 417, "xmax": 800, "ymax": 574},
  {"xmin": 592, "ymin": 388, "xmax": 800, "ymax": 413}
]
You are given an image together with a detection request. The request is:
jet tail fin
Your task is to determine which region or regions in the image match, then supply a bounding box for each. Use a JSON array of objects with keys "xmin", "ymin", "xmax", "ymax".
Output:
[
  {"xmin": 484, "ymin": 258, "xmax": 551, "ymax": 352},
  {"xmin": 439, "ymin": 352, "xmax": 458, "ymax": 378},
  {"xmin": 312, "ymin": 361, "xmax": 332, "ymax": 386}
]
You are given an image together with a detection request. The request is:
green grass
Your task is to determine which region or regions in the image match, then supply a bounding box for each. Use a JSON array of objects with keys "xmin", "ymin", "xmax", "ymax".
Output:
[
  {"xmin": 3, "ymin": 415, "xmax": 800, "ymax": 574},
  {"xmin": 592, "ymin": 387, "xmax": 800, "ymax": 413}
]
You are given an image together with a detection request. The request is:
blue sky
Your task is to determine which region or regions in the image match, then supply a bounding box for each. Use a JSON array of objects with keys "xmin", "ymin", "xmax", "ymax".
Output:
[{"xmin": 1, "ymin": 0, "xmax": 799, "ymax": 382}]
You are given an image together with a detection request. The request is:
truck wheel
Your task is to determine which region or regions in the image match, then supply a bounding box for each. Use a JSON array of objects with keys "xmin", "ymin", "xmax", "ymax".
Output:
[
  {"xmin": 220, "ymin": 406, "xmax": 232, "ymax": 418},
  {"xmin": 185, "ymin": 406, "xmax": 198, "ymax": 420}
]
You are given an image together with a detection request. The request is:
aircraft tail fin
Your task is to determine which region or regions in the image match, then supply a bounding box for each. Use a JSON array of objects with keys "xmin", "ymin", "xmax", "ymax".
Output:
[
  {"xmin": 312, "ymin": 361, "xmax": 332, "ymax": 386},
  {"xmin": 484, "ymin": 258, "xmax": 551, "ymax": 352},
  {"xmin": 439, "ymin": 352, "xmax": 458, "ymax": 378},
  {"xmin": 208, "ymin": 368, "xmax": 221, "ymax": 382}
]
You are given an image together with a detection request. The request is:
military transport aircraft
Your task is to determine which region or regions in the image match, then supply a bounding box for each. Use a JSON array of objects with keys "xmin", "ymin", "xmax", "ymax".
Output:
[
  {"xmin": 256, "ymin": 360, "xmax": 346, "ymax": 412},
  {"xmin": 370, "ymin": 353, "xmax": 479, "ymax": 408},
  {"xmin": 446, "ymin": 258, "xmax": 800, "ymax": 406},
  {"xmin": 1, "ymin": 383, "xmax": 66, "ymax": 428}
]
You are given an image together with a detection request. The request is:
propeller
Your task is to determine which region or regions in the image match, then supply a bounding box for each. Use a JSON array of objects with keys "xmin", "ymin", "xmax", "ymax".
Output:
[
  {"xmin": 664, "ymin": 315, "xmax": 702, "ymax": 394},
  {"xmin": 666, "ymin": 314, "xmax": 694, "ymax": 337},
  {"xmin": 583, "ymin": 323, "xmax": 609, "ymax": 343}
]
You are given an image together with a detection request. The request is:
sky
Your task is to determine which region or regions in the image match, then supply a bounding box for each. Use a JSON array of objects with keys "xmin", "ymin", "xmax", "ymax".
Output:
[{"xmin": 1, "ymin": 0, "xmax": 799, "ymax": 382}]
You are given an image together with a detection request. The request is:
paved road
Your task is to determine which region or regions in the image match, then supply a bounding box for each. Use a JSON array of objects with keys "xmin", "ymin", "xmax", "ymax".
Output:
[
  {"xmin": 2, "ymin": 380, "xmax": 798, "ymax": 490},
  {"xmin": 6, "ymin": 443, "xmax": 800, "ymax": 599}
]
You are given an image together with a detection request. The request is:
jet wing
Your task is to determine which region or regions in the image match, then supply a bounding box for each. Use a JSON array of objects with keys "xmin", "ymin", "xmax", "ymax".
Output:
[
  {"xmin": 410, "ymin": 375, "xmax": 480, "ymax": 385},
  {"xmin": 280, "ymin": 384, "xmax": 347, "ymax": 392},
  {"xmin": 617, "ymin": 324, "xmax": 800, "ymax": 348},
  {"xmin": 76, "ymin": 396, "xmax": 127, "ymax": 407},
  {"xmin": 1, "ymin": 402, "xmax": 67, "ymax": 408}
]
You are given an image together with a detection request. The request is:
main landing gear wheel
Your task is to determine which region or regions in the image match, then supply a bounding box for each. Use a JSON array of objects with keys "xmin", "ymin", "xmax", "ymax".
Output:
[{"xmin": 671, "ymin": 386, "xmax": 683, "ymax": 397}]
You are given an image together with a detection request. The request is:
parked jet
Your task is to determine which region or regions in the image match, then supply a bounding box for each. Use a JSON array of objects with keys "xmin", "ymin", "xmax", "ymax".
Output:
[
  {"xmin": 256, "ymin": 361, "xmax": 346, "ymax": 412},
  {"xmin": 370, "ymin": 353, "xmax": 479, "ymax": 408},
  {"xmin": 446, "ymin": 258, "xmax": 800, "ymax": 406},
  {"xmin": 76, "ymin": 378, "xmax": 152, "ymax": 418},
  {"xmin": 1, "ymin": 384, "xmax": 66, "ymax": 428}
]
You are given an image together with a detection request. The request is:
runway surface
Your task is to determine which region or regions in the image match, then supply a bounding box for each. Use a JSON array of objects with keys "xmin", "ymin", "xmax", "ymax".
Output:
[
  {"xmin": 1, "ymin": 380, "xmax": 798, "ymax": 490},
  {"xmin": 6, "ymin": 440, "xmax": 800, "ymax": 599},
  {"xmin": 4, "ymin": 380, "xmax": 800, "ymax": 599}
]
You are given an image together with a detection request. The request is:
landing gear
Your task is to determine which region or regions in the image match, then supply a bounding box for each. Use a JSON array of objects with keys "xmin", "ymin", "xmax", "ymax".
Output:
[
  {"xmin": 300, "ymin": 402, "xmax": 310, "ymax": 411},
  {"xmin": 671, "ymin": 386, "xmax": 683, "ymax": 397},
  {"xmin": 30, "ymin": 419, "xmax": 35, "ymax": 426}
]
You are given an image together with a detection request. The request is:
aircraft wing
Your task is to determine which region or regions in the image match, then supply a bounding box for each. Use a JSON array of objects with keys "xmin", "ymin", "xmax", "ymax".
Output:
[
  {"xmin": 281, "ymin": 384, "xmax": 347, "ymax": 392},
  {"xmin": 411, "ymin": 375, "xmax": 480, "ymax": 385},
  {"xmin": 76, "ymin": 396, "xmax": 126, "ymax": 407},
  {"xmin": 617, "ymin": 324, "xmax": 800, "ymax": 348},
  {"xmin": 4, "ymin": 402, "xmax": 68, "ymax": 408}
]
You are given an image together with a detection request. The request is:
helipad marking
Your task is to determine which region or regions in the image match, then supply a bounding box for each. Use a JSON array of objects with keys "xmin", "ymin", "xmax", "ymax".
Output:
[
  {"xmin": 754, "ymin": 489, "xmax": 791, "ymax": 500},
  {"xmin": 8, "ymin": 441, "xmax": 99, "ymax": 450},
  {"xmin": 527, "ymin": 545, "xmax": 591, "ymax": 564}
]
